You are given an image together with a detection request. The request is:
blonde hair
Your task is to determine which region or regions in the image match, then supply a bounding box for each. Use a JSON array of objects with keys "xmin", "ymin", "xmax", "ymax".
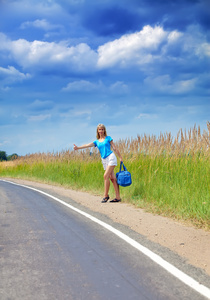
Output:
[{"xmin": 96, "ymin": 124, "xmax": 107, "ymax": 139}]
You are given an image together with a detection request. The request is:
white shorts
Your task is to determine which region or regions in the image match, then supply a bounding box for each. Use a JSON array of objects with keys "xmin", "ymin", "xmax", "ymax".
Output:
[{"xmin": 102, "ymin": 152, "xmax": 117, "ymax": 170}]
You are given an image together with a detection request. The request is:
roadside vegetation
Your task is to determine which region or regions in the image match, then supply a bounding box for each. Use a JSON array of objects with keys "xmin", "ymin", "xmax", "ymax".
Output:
[
  {"xmin": 0, "ymin": 151, "xmax": 18, "ymax": 161},
  {"xmin": 0, "ymin": 123, "xmax": 209, "ymax": 230}
]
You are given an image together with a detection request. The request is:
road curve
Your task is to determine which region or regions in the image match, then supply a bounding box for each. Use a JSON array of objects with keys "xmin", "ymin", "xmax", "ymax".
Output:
[{"xmin": 0, "ymin": 180, "xmax": 209, "ymax": 300}]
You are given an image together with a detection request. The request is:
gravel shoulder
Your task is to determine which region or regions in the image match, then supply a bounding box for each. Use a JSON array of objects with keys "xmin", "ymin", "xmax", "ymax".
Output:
[{"xmin": 2, "ymin": 178, "xmax": 210, "ymax": 276}]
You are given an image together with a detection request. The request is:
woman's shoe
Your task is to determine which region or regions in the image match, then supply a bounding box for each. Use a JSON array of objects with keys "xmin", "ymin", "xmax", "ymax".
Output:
[
  {"xmin": 110, "ymin": 198, "xmax": 121, "ymax": 203},
  {"xmin": 101, "ymin": 196, "xmax": 109, "ymax": 203}
]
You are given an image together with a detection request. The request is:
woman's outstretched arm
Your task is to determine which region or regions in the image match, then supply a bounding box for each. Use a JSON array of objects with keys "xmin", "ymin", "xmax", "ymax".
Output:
[{"xmin": 74, "ymin": 142, "xmax": 94, "ymax": 150}]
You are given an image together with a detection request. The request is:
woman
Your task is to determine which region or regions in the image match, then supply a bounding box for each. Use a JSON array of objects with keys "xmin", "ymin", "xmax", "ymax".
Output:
[{"xmin": 73, "ymin": 124, "xmax": 123, "ymax": 203}]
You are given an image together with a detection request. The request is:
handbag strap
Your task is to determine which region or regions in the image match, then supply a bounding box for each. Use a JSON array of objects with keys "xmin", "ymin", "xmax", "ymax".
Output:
[{"xmin": 120, "ymin": 161, "xmax": 127, "ymax": 172}]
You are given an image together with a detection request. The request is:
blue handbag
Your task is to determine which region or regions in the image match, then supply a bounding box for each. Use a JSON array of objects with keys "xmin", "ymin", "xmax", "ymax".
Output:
[{"xmin": 116, "ymin": 162, "xmax": 132, "ymax": 187}]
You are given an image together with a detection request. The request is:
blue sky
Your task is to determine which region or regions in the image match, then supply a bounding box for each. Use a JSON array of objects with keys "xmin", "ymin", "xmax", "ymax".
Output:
[{"xmin": 0, "ymin": 0, "xmax": 209, "ymax": 156}]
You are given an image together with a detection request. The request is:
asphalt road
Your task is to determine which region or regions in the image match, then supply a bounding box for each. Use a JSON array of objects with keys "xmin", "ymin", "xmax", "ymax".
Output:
[{"xmin": 0, "ymin": 180, "xmax": 209, "ymax": 300}]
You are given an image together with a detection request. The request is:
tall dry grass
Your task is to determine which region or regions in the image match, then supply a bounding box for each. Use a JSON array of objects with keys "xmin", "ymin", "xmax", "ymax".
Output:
[
  {"xmin": 6, "ymin": 122, "xmax": 209, "ymax": 165},
  {"xmin": 116, "ymin": 122, "xmax": 210, "ymax": 158}
]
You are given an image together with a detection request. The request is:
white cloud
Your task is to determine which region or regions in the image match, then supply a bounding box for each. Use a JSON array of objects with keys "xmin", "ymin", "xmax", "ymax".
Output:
[
  {"xmin": 28, "ymin": 114, "xmax": 51, "ymax": 122},
  {"xmin": 109, "ymin": 81, "xmax": 129, "ymax": 94},
  {"xmin": 0, "ymin": 34, "xmax": 97, "ymax": 72},
  {"xmin": 0, "ymin": 65, "xmax": 29, "ymax": 78},
  {"xmin": 62, "ymin": 79, "xmax": 129, "ymax": 95},
  {"xmin": 0, "ymin": 33, "xmax": 10, "ymax": 50},
  {"xmin": 144, "ymin": 75, "xmax": 197, "ymax": 94},
  {"xmin": 179, "ymin": 25, "xmax": 210, "ymax": 59},
  {"xmin": 97, "ymin": 24, "xmax": 210, "ymax": 70},
  {"xmin": 72, "ymin": 109, "xmax": 92, "ymax": 117},
  {"xmin": 167, "ymin": 30, "xmax": 182, "ymax": 43},
  {"xmin": 62, "ymin": 80, "xmax": 103, "ymax": 92},
  {"xmin": 3, "ymin": 0, "xmax": 64, "ymax": 18},
  {"xmin": 137, "ymin": 113, "xmax": 158, "ymax": 119},
  {"xmin": 97, "ymin": 25, "xmax": 168, "ymax": 68},
  {"xmin": 0, "ymin": 65, "xmax": 31, "ymax": 88},
  {"xmin": 58, "ymin": 106, "xmax": 92, "ymax": 121},
  {"xmin": 20, "ymin": 19, "xmax": 63, "ymax": 31},
  {"xmin": 174, "ymin": 79, "xmax": 197, "ymax": 93},
  {"xmin": 196, "ymin": 43, "xmax": 210, "ymax": 58},
  {"xmin": 29, "ymin": 99, "xmax": 53, "ymax": 111}
]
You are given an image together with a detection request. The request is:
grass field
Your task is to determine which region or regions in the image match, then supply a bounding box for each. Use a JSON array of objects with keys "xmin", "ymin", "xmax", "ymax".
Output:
[{"xmin": 1, "ymin": 123, "xmax": 209, "ymax": 230}]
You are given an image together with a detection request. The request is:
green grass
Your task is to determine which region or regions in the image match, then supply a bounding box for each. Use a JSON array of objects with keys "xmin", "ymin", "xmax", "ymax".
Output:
[
  {"xmin": 1, "ymin": 152, "xmax": 209, "ymax": 230},
  {"xmin": 126, "ymin": 155, "xmax": 210, "ymax": 226}
]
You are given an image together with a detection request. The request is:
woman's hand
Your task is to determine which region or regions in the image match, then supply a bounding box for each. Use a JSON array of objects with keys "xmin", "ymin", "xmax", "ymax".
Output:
[{"xmin": 74, "ymin": 142, "xmax": 94, "ymax": 151}]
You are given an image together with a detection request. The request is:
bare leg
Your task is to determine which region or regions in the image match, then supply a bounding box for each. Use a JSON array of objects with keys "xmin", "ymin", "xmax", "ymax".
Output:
[
  {"xmin": 110, "ymin": 170, "xmax": 121, "ymax": 200},
  {"xmin": 104, "ymin": 166, "xmax": 115, "ymax": 197}
]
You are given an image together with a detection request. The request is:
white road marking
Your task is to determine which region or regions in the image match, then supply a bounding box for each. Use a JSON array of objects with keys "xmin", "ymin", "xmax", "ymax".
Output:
[{"xmin": 1, "ymin": 179, "xmax": 210, "ymax": 299}]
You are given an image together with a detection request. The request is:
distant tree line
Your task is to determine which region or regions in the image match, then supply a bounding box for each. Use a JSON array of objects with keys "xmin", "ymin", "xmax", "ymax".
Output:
[{"xmin": 0, "ymin": 151, "xmax": 18, "ymax": 161}]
